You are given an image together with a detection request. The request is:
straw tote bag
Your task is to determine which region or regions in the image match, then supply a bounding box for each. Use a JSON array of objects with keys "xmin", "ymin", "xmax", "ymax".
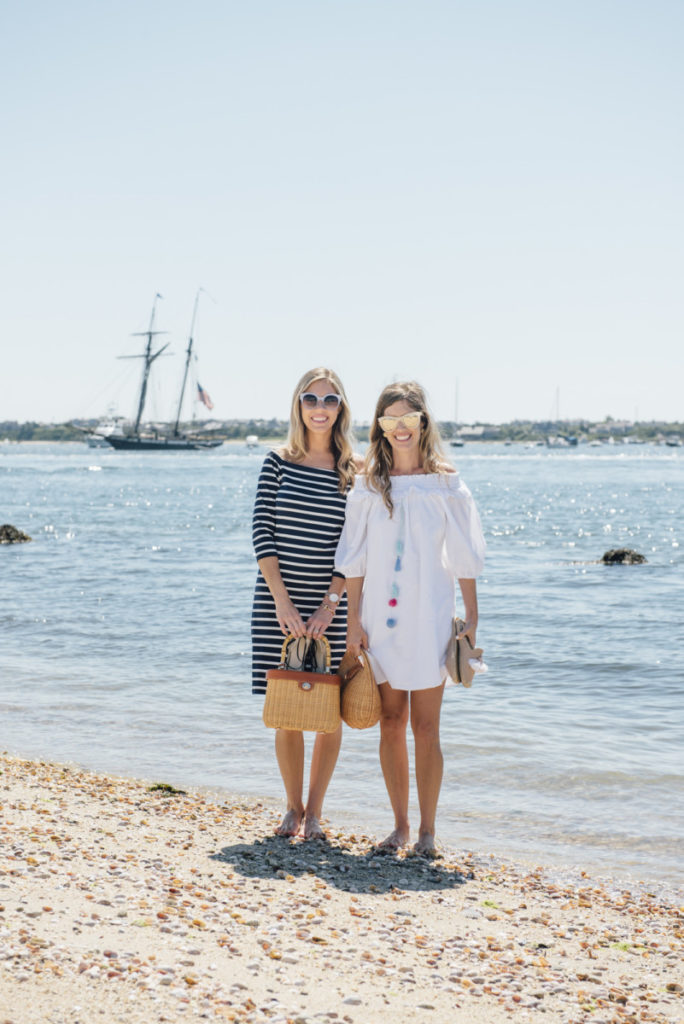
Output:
[
  {"xmin": 446, "ymin": 617, "xmax": 487, "ymax": 688},
  {"xmin": 339, "ymin": 649, "xmax": 381, "ymax": 729},
  {"xmin": 263, "ymin": 635, "xmax": 341, "ymax": 733}
]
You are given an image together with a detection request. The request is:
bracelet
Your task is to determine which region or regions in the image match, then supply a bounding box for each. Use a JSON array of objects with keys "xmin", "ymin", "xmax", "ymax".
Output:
[{"xmin": 320, "ymin": 601, "xmax": 336, "ymax": 615}]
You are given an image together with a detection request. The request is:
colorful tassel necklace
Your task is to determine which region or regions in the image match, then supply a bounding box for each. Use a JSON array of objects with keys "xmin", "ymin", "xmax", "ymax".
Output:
[{"xmin": 386, "ymin": 503, "xmax": 405, "ymax": 629}]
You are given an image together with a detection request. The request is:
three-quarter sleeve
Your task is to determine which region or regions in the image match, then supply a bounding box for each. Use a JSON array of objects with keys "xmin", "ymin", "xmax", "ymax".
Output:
[
  {"xmin": 334, "ymin": 485, "xmax": 370, "ymax": 578},
  {"xmin": 444, "ymin": 477, "xmax": 486, "ymax": 578},
  {"xmin": 252, "ymin": 452, "xmax": 281, "ymax": 561}
]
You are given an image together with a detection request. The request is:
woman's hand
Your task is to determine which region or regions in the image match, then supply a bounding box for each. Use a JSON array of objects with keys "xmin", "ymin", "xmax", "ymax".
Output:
[
  {"xmin": 274, "ymin": 597, "xmax": 306, "ymax": 638},
  {"xmin": 459, "ymin": 613, "xmax": 478, "ymax": 645},
  {"xmin": 346, "ymin": 618, "xmax": 369, "ymax": 656},
  {"xmin": 305, "ymin": 605, "xmax": 334, "ymax": 638}
]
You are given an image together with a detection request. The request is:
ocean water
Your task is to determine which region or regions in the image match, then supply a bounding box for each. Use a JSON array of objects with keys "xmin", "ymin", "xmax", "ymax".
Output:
[{"xmin": 1, "ymin": 441, "xmax": 682, "ymax": 889}]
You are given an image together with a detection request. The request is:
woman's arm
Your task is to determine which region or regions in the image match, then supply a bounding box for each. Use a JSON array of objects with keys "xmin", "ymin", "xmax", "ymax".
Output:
[
  {"xmin": 333, "ymin": 484, "xmax": 370, "ymax": 651},
  {"xmin": 304, "ymin": 576, "xmax": 346, "ymax": 637},
  {"xmin": 252, "ymin": 453, "xmax": 306, "ymax": 637},
  {"xmin": 457, "ymin": 577, "xmax": 479, "ymax": 643},
  {"xmin": 345, "ymin": 576, "xmax": 369, "ymax": 654}
]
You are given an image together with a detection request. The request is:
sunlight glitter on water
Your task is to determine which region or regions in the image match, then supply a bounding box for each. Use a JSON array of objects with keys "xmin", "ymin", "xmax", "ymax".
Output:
[{"xmin": 1, "ymin": 441, "xmax": 682, "ymax": 885}]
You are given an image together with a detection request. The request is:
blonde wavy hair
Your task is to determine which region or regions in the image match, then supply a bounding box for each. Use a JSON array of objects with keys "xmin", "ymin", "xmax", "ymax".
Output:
[
  {"xmin": 366, "ymin": 381, "xmax": 449, "ymax": 515},
  {"xmin": 280, "ymin": 367, "xmax": 356, "ymax": 492}
]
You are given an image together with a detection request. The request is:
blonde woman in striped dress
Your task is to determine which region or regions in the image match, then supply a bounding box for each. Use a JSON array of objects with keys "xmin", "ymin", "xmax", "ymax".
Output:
[{"xmin": 251, "ymin": 368, "xmax": 359, "ymax": 839}]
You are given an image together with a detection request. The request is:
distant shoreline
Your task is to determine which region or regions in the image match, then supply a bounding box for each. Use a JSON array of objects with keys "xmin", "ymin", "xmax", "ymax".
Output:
[{"xmin": 2, "ymin": 419, "xmax": 683, "ymax": 445}]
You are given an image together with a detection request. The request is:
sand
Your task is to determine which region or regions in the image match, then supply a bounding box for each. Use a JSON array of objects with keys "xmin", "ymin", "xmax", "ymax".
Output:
[{"xmin": 0, "ymin": 754, "xmax": 681, "ymax": 1024}]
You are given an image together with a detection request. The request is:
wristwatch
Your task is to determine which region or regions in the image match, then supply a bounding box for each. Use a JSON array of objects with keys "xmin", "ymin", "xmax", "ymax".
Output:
[{"xmin": 321, "ymin": 592, "xmax": 340, "ymax": 615}]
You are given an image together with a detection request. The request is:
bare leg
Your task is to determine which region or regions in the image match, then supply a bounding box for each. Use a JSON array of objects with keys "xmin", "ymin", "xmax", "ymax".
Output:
[
  {"xmin": 303, "ymin": 723, "xmax": 342, "ymax": 839},
  {"xmin": 410, "ymin": 682, "xmax": 445, "ymax": 855},
  {"xmin": 274, "ymin": 729, "xmax": 305, "ymax": 836},
  {"xmin": 377, "ymin": 684, "xmax": 410, "ymax": 849}
]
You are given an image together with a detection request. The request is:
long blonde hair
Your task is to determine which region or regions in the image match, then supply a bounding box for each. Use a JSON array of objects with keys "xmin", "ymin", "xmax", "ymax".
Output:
[
  {"xmin": 280, "ymin": 367, "xmax": 356, "ymax": 492},
  {"xmin": 365, "ymin": 381, "xmax": 449, "ymax": 515}
]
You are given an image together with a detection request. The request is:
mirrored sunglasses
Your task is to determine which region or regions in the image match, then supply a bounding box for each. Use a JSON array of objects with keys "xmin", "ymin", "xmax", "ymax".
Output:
[
  {"xmin": 378, "ymin": 411, "xmax": 422, "ymax": 432},
  {"xmin": 299, "ymin": 392, "xmax": 342, "ymax": 409}
]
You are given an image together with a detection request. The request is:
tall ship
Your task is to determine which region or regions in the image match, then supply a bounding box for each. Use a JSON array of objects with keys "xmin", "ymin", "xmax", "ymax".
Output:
[{"xmin": 106, "ymin": 291, "xmax": 222, "ymax": 451}]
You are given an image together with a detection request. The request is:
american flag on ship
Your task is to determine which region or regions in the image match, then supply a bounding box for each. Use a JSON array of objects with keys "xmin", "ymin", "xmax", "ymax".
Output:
[{"xmin": 197, "ymin": 383, "xmax": 214, "ymax": 410}]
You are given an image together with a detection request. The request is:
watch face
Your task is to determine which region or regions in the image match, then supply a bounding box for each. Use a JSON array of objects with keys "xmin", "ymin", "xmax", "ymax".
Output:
[{"xmin": 327, "ymin": 593, "xmax": 340, "ymax": 603}]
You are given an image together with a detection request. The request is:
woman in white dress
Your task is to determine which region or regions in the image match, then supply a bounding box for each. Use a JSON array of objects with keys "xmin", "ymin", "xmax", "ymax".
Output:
[{"xmin": 335, "ymin": 382, "xmax": 485, "ymax": 855}]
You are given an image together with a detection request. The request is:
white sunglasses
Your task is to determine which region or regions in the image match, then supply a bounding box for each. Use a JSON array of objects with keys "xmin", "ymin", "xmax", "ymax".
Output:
[{"xmin": 300, "ymin": 392, "xmax": 342, "ymax": 409}]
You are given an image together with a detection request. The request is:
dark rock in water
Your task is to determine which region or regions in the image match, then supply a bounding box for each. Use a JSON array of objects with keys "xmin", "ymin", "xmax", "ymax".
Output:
[
  {"xmin": 0, "ymin": 524, "xmax": 32, "ymax": 544},
  {"xmin": 601, "ymin": 547, "xmax": 647, "ymax": 565}
]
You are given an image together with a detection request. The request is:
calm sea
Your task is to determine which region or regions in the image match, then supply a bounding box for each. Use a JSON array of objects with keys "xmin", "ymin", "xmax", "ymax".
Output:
[{"xmin": 1, "ymin": 441, "xmax": 682, "ymax": 889}]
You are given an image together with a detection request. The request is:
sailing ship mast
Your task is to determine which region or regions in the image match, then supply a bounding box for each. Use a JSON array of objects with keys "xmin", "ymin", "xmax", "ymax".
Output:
[
  {"xmin": 119, "ymin": 293, "xmax": 169, "ymax": 435},
  {"xmin": 173, "ymin": 287, "xmax": 203, "ymax": 438}
]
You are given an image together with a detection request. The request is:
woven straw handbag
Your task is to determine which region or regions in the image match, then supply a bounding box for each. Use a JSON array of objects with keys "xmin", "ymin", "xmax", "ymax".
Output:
[
  {"xmin": 263, "ymin": 635, "xmax": 341, "ymax": 733},
  {"xmin": 339, "ymin": 649, "xmax": 381, "ymax": 729},
  {"xmin": 446, "ymin": 617, "xmax": 486, "ymax": 688}
]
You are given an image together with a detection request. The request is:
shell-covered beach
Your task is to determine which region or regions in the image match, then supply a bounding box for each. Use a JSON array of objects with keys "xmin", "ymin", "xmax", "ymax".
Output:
[{"xmin": 1, "ymin": 755, "xmax": 681, "ymax": 1024}]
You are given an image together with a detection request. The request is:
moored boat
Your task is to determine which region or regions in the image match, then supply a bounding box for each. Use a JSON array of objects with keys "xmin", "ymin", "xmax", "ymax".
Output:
[
  {"xmin": 106, "ymin": 292, "xmax": 222, "ymax": 452},
  {"xmin": 84, "ymin": 414, "xmax": 126, "ymax": 447}
]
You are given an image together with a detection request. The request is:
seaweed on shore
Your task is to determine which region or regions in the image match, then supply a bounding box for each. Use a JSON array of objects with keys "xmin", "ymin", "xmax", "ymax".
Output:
[{"xmin": 147, "ymin": 782, "xmax": 187, "ymax": 796}]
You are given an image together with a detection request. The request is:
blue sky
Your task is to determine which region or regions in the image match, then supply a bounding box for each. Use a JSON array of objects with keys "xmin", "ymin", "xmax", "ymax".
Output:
[{"xmin": 2, "ymin": 0, "xmax": 682, "ymax": 425}]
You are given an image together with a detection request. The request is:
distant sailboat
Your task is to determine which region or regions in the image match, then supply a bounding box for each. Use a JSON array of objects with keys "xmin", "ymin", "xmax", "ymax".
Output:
[
  {"xmin": 545, "ymin": 387, "xmax": 577, "ymax": 447},
  {"xmin": 450, "ymin": 379, "xmax": 465, "ymax": 447},
  {"xmin": 106, "ymin": 292, "xmax": 222, "ymax": 451}
]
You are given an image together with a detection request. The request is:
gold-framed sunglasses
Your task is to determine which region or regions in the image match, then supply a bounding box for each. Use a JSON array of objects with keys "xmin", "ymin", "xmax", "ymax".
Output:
[
  {"xmin": 378, "ymin": 411, "xmax": 422, "ymax": 432},
  {"xmin": 299, "ymin": 392, "xmax": 342, "ymax": 410}
]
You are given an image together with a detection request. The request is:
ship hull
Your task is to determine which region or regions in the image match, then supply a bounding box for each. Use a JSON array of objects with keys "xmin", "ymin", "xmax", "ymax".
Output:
[{"xmin": 105, "ymin": 436, "xmax": 222, "ymax": 451}]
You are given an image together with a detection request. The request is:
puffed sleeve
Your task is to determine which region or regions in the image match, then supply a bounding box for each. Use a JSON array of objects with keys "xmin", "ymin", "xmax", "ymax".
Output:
[
  {"xmin": 334, "ymin": 482, "xmax": 370, "ymax": 578},
  {"xmin": 444, "ymin": 475, "xmax": 486, "ymax": 578},
  {"xmin": 252, "ymin": 452, "xmax": 282, "ymax": 561}
]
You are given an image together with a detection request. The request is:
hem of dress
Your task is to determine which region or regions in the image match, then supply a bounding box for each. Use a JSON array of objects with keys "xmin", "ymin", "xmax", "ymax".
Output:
[
  {"xmin": 366, "ymin": 650, "xmax": 447, "ymax": 692},
  {"xmin": 380, "ymin": 680, "xmax": 448, "ymax": 692}
]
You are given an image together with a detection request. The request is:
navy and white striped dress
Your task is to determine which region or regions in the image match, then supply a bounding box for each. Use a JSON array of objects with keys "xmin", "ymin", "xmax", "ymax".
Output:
[{"xmin": 251, "ymin": 450, "xmax": 349, "ymax": 695}]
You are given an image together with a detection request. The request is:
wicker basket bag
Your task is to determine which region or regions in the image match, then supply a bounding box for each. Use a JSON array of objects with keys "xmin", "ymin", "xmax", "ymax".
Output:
[
  {"xmin": 263, "ymin": 635, "xmax": 341, "ymax": 733},
  {"xmin": 339, "ymin": 649, "xmax": 381, "ymax": 729}
]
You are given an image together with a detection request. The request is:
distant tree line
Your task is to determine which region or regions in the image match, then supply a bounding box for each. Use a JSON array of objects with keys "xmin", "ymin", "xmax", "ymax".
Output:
[
  {"xmin": 0, "ymin": 422, "xmax": 84, "ymax": 441},
  {"xmin": 1, "ymin": 419, "xmax": 681, "ymax": 443}
]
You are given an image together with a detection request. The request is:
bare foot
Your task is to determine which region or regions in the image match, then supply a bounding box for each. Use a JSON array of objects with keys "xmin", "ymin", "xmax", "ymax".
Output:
[
  {"xmin": 275, "ymin": 809, "xmax": 304, "ymax": 837},
  {"xmin": 302, "ymin": 815, "xmax": 326, "ymax": 840},
  {"xmin": 376, "ymin": 826, "xmax": 410, "ymax": 851},
  {"xmin": 413, "ymin": 832, "xmax": 438, "ymax": 857}
]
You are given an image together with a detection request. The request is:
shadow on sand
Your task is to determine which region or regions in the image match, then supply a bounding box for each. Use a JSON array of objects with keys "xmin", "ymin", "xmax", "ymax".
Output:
[{"xmin": 210, "ymin": 835, "xmax": 472, "ymax": 894}]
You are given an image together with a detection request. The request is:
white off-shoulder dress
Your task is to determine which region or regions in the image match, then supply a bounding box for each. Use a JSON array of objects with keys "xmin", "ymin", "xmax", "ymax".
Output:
[{"xmin": 334, "ymin": 473, "xmax": 486, "ymax": 691}]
